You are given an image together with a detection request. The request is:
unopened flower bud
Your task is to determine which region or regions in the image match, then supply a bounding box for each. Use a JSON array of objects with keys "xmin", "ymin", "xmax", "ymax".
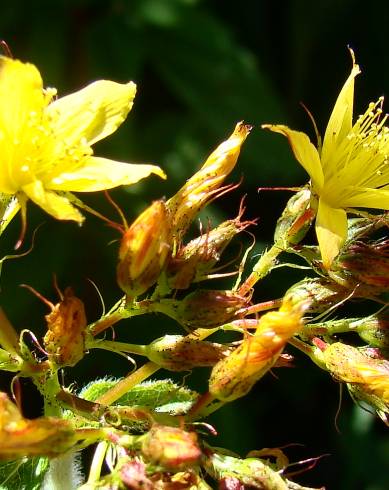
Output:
[
  {"xmin": 347, "ymin": 214, "xmax": 388, "ymax": 242},
  {"xmin": 274, "ymin": 188, "xmax": 315, "ymax": 248},
  {"xmin": 141, "ymin": 424, "xmax": 201, "ymax": 470},
  {"xmin": 175, "ymin": 289, "xmax": 249, "ymax": 330},
  {"xmin": 209, "ymin": 299, "xmax": 305, "ymax": 401},
  {"xmin": 284, "ymin": 278, "xmax": 348, "ymax": 313},
  {"xmin": 166, "ymin": 207, "xmax": 254, "ymax": 289},
  {"xmin": 301, "ymin": 313, "xmax": 389, "ymax": 348},
  {"xmin": 167, "ymin": 122, "xmax": 252, "ymax": 240},
  {"xmin": 0, "ymin": 392, "xmax": 75, "ymax": 459},
  {"xmin": 146, "ymin": 334, "xmax": 233, "ymax": 371},
  {"xmin": 117, "ymin": 200, "xmax": 171, "ymax": 297},
  {"xmin": 310, "ymin": 340, "xmax": 389, "ymax": 422},
  {"xmin": 119, "ymin": 459, "xmax": 153, "ymax": 489},
  {"xmin": 355, "ymin": 314, "xmax": 389, "ymax": 348},
  {"xmin": 329, "ymin": 239, "xmax": 389, "ymax": 295},
  {"xmin": 203, "ymin": 450, "xmax": 288, "ymax": 489},
  {"xmin": 43, "ymin": 287, "xmax": 87, "ymax": 367}
]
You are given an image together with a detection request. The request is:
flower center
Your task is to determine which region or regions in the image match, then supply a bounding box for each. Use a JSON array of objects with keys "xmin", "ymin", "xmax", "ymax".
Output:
[
  {"xmin": 0, "ymin": 89, "xmax": 92, "ymax": 194},
  {"xmin": 322, "ymin": 97, "xmax": 389, "ymax": 204}
]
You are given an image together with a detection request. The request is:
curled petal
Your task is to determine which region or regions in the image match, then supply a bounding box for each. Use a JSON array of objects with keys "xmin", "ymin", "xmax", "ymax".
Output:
[
  {"xmin": 316, "ymin": 198, "xmax": 347, "ymax": 269},
  {"xmin": 262, "ymin": 124, "xmax": 324, "ymax": 191},
  {"xmin": 47, "ymin": 80, "xmax": 137, "ymax": 146}
]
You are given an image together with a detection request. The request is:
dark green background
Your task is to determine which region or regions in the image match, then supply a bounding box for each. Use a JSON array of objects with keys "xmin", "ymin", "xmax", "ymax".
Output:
[{"xmin": 0, "ymin": 1, "xmax": 388, "ymax": 488}]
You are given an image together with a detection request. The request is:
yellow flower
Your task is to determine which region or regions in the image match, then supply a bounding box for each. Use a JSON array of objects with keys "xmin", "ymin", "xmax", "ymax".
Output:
[
  {"xmin": 263, "ymin": 51, "xmax": 389, "ymax": 268},
  {"xmin": 0, "ymin": 56, "xmax": 165, "ymax": 224}
]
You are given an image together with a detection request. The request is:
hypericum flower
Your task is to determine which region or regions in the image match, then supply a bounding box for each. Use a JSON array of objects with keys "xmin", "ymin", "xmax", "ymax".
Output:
[
  {"xmin": 0, "ymin": 56, "xmax": 165, "ymax": 226},
  {"xmin": 263, "ymin": 51, "xmax": 389, "ymax": 268}
]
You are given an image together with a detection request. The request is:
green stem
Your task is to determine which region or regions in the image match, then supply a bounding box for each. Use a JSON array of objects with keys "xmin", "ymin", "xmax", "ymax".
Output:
[
  {"xmin": 96, "ymin": 362, "xmax": 161, "ymax": 406},
  {"xmin": 238, "ymin": 244, "xmax": 282, "ymax": 296},
  {"xmin": 87, "ymin": 441, "xmax": 108, "ymax": 484},
  {"xmin": 87, "ymin": 338, "xmax": 148, "ymax": 357}
]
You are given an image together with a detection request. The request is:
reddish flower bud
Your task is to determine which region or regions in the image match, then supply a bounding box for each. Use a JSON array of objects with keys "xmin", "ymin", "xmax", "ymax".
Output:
[
  {"xmin": 284, "ymin": 278, "xmax": 348, "ymax": 313},
  {"xmin": 43, "ymin": 287, "xmax": 87, "ymax": 367},
  {"xmin": 120, "ymin": 459, "xmax": 153, "ymax": 489},
  {"xmin": 117, "ymin": 200, "xmax": 171, "ymax": 297},
  {"xmin": 146, "ymin": 334, "xmax": 233, "ymax": 371},
  {"xmin": 166, "ymin": 206, "xmax": 254, "ymax": 289},
  {"xmin": 329, "ymin": 239, "xmax": 389, "ymax": 295},
  {"xmin": 176, "ymin": 289, "xmax": 249, "ymax": 330},
  {"xmin": 141, "ymin": 424, "xmax": 201, "ymax": 470}
]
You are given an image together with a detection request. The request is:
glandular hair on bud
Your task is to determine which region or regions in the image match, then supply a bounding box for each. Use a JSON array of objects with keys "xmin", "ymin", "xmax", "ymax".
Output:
[
  {"xmin": 166, "ymin": 122, "xmax": 252, "ymax": 240},
  {"xmin": 146, "ymin": 335, "xmax": 233, "ymax": 371},
  {"xmin": 117, "ymin": 200, "xmax": 171, "ymax": 297},
  {"xmin": 322, "ymin": 342, "xmax": 389, "ymax": 406},
  {"xmin": 329, "ymin": 240, "xmax": 389, "ymax": 295},
  {"xmin": 356, "ymin": 314, "xmax": 389, "ymax": 348},
  {"xmin": 166, "ymin": 209, "xmax": 254, "ymax": 289},
  {"xmin": 284, "ymin": 278, "xmax": 348, "ymax": 313},
  {"xmin": 176, "ymin": 289, "xmax": 249, "ymax": 330},
  {"xmin": 43, "ymin": 287, "xmax": 87, "ymax": 367}
]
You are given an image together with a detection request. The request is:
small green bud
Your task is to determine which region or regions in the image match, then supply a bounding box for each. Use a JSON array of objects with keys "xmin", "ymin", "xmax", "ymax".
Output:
[{"xmin": 274, "ymin": 188, "xmax": 315, "ymax": 248}]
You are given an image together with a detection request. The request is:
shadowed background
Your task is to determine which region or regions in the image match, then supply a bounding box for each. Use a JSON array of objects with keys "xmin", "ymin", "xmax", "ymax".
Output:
[{"xmin": 0, "ymin": 1, "xmax": 388, "ymax": 488}]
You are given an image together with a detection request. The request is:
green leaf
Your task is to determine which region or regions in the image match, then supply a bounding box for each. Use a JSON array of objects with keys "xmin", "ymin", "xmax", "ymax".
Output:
[
  {"xmin": 79, "ymin": 378, "xmax": 199, "ymax": 414},
  {"xmin": 0, "ymin": 457, "xmax": 49, "ymax": 490}
]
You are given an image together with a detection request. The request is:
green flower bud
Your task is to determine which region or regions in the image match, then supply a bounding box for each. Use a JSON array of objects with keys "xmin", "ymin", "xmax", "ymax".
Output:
[{"xmin": 274, "ymin": 188, "xmax": 315, "ymax": 248}]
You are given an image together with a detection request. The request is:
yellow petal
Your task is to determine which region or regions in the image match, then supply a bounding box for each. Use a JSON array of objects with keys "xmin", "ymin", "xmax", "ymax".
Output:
[
  {"xmin": 0, "ymin": 56, "xmax": 45, "ymax": 136},
  {"xmin": 22, "ymin": 181, "xmax": 84, "ymax": 222},
  {"xmin": 340, "ymin": 188, "xmax": 389, "ymax": 209},
  {"xmin": 262, "ymin": 124, "xmax": 324, "ymax": 190},
  {"xmin": 46, "ymin": 80, "xmax": 137, "ymax": 146},
  {"xmin": 316, "ymin": 198, "xmax": 347, "ymax": 269},
  {"xmin": 46, "ymin": 156, "xmax": 166, "ymax": 192},
  {"xmin": 321, "ymin": 50, "xmax": 361, "ymax": 163}
]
